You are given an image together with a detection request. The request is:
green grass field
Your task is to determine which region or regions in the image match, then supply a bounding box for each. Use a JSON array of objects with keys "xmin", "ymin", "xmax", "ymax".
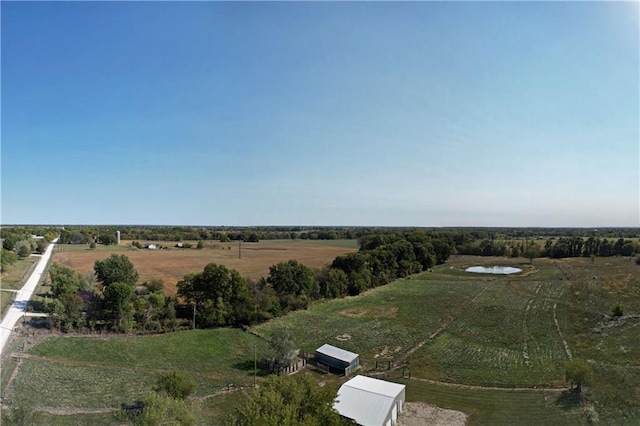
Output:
[
  {"xmin": 2, "ymin": 255, "xmax": 638, "ymax": 424},
  {"xmin": 2, "ymin": 329, "xmax": 270, "ymax": 424}
]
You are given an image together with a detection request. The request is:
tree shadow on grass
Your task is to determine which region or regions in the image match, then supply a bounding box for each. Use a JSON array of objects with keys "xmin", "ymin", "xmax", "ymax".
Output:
[
  {"xmin": 556, "ymin": 390, "xmax": 583, "ymax": 411},
  {"xmin": 27, "ymin": 300, "xmax": 47, "ymax": 312},
  {"xmin": 232, "ymin": 360, "xmax": 271, "ymax": 377}
]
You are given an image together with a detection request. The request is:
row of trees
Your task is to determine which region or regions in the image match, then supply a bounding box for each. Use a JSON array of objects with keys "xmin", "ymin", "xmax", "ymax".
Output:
[
  {"xmin": 455, "ymin": 237, "xmax": 639, "ymax": 260},
  {"xmin": 542, "ymin": 237, "xmax": 639, "ymax": 259},
  {"xmin": 46, "ymin": 255, "xmax": 177, "ymax": 333},
  {"xmin": 177, "ymin": 232, "xmax": 454, "ymax": 328}
]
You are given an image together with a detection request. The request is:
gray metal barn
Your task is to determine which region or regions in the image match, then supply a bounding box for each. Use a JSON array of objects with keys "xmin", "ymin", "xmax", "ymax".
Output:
[{"xmin": 315, "ymin": 344, "xmax": 360, "ymax": 375}]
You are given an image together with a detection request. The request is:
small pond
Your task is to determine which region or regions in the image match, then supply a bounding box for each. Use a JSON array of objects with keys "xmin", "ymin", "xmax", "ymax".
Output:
[{"xmin": 465, "ymin": 266, "xmax": 522, "ymax": 275}]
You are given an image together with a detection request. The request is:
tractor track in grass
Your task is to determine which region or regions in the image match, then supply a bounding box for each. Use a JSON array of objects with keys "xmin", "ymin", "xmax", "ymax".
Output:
[
  {"xmin": 403, "ymin": 281, "xmax": 493, "ymax": 360},
  {"xmin": 22, "ymin": 388, "xmax": 241, "ymax": 416},
  {"xmin": 407, "ymin": 376, "xmax": 566, "ymax": 393},
  {"xmin": 553, "ymin": 303, "xmax": 572, "ymax": 360},
  {"xmin": 522, "ymin": 283, "xmax": 544, "ymax": 367},
  {"xmin": 6, "ymin": 352, "xmax": 239, "ymax": 381}
]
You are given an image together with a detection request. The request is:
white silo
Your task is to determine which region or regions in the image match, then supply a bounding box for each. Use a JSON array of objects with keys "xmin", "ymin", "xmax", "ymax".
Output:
[{"xmin": 116, "ymin": 231, "xmax": 121, "ymax": 245}]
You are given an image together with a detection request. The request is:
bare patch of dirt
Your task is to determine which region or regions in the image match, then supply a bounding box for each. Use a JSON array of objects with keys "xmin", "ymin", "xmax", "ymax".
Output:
[
  {"xmin": 339, "ymin": 306, "xmax": 398, "ymax": 319},
  {"xmin": 398, "ymin": 402, "xmax": 468, "ymax": 426}
]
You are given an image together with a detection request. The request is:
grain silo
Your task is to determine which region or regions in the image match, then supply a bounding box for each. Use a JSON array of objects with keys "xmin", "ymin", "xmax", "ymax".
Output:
[{"xmin": 116, "ymin": 230, "xmax": 121, "ymax": 245}]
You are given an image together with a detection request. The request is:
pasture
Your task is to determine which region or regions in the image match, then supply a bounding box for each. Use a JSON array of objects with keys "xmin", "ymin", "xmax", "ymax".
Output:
[
  {"xmin": 2, "ymin": 254, "xmax": 638, "ymax": 424},
  {"xmin": 1, "ymin": 328, "xmax": 268, "ymax": 425},
  {"xmin": 53, "ymin": 239, "xmax": 358, "ymax": 295}
]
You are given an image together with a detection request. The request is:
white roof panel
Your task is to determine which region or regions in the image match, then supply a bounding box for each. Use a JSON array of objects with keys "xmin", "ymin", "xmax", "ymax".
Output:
[
  {"xmin": 316, "ymin": 344, "xmax": 359, "ymax": 363},
  {"xmin": 343, "ymin": 375, "xmax": 405, "ymax": 397},
  {"xmin": 334, "ymin": 376, "xmax": 405, "ymax": 426}
]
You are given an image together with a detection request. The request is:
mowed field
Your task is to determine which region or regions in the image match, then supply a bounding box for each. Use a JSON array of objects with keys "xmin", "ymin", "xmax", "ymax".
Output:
[
  {"xmin": 53, "ymin": 239, "xmax": 358, "ymax": 295},
  {"xmin": 2, "ymin": 254, "xmax": 639, "ymax": 424}
]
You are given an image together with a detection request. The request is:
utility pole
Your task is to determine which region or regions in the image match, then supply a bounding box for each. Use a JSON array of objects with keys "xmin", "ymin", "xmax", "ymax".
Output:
[
  {"xmin": 192, "ymin": 304, "xmax": 196, "ymax": 330},
  {"xmin": 254, "ymin": 344, "xmax": 257, "ymax": 387}
]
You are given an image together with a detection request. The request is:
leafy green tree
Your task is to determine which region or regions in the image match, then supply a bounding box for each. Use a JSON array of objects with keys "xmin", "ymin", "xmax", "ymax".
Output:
[
  {"xmin": 89, "ymin": 242, "xmax": 97, "ymax": 249},
  {"xmin": 270, "ymin": 327, "xmax": 297, "ymax": 367},
  {"xmin": 523, "ymin": 244, "xmax": 539, "ymax": 264},
  {"xmin": 45, "ymin": 298, "xmax": 65, "ymax": 331},
  {"xmin": 98, "ymin": 233, "xmax": 117, "ymax": 245},
  {"xmin": 1, "ymin": 249, "xmax": 18, "ymax": 272},
  {"xmin": 16, "ymin": 241, "xmax": 31, "ymax": 258},
  {"xmin": 2, "ymin": 234, "xmax": 18, "ymax": 251},
  {"xmin": 154, "ymin": 371, "xmax": 196, "ymax": 400},
  {"xmin": 196, "ymin": 240, "xmax": 205, "ymax": 249},
  {"xmin": 119, "ymin": 392, "xmax": 197, "ymax": 426},
  {"xmin": 144, "ymin": 278, "xmax": 165, "ymax": 293},
  {"xmin": 320, "ymin": 268, "xmax": 349, "ymax": 299},
  {"xmin": 94, "ymin": 254, "xmax": 139, "ymax": 287},
  {"xmin": 104, "ymin": 282, "xmax": 135, "ymax": 330},
  {"xmin": 49, "ymin": 263, "xmax": 83, "ymax": 297},
  {"xmin": 35, "ymin": 238, "xmax": 48, "ymax": 254},
  {"xmin": 59, "ymin": 292, "xmax": 84, "ymax": 329},
  {"xmin": 229, "ymin": 374, "xmax": 347, "ymax": 426},
  {"xmin": 177, "ymin": 263, "xmax": 256, "ymax": 327},
  {"xmin": 267, "ymin": 260, "xmax": 317, "ymax": 302},
  {"xmin": 565, "ymin": 359, "xmax": 592, "ymax": 395}
]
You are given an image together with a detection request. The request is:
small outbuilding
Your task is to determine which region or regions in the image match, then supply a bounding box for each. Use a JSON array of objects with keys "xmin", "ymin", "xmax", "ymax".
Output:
[
  {"xmin": 334, "ymin": 375, "xmax": 406, "ymax": 426},
  {"xmin": 315, "ymin": 344, "xmax": 360, "ymax": 375}
]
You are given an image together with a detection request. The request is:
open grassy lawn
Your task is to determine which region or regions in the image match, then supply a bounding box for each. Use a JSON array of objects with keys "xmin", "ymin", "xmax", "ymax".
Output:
[
  {"xmin": 53, "ymin": 239, "xmax": 357, "ymax": 296},
  {"xmin": 253, "ymin": 255, "xmax": 640, "ymax": 423},
  {"xmin": 395, "ymin": 378, "xmax": 583, "ymax": 425},
  {"xmin": 2, "ymin": 254, "xmax": 638, "ymax": 424},
  {"xmin": 0, "ymin": 255, "xmax": 39, "ymax": 317},
  {"xmin": 2, "ymin": 329, "xmax": 270, "ymax": 424}
]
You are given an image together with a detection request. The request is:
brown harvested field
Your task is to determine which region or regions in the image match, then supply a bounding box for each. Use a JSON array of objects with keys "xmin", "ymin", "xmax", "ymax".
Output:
[{"xmin": 53, "ymin": 240, "xmax": 358, "ymax": 296}]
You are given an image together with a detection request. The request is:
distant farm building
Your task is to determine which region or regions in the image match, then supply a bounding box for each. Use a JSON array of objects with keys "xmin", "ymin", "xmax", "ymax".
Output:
[
  {"xmin": 145, "ymin": 244, "xmax": 157, "ymax": 250},
  {"xmin": 334, "ymin": 375, "xmax": 406, "ymax": 426},
  {"xmin": 315, "ymin": 344, "xmax": 359, "ymax": 375}
]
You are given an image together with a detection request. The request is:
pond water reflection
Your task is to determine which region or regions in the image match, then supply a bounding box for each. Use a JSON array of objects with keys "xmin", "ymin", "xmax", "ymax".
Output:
[{"xmin": 465, "ymin": 266, "xmax": 522, "ymax": 275}]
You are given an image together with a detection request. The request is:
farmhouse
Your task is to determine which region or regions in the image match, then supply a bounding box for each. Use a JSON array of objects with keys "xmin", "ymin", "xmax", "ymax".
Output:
[
  {"xmin": 315, "ymin": 344, "xmax": 359, "ymax": 375},
  {"xmin": 334, "ymin": 375, "xmax": 406, "ymax": 426}
]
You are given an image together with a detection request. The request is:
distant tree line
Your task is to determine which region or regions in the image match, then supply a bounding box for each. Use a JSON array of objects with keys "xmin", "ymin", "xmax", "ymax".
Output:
[
  {"xmin": 456, "ymin": 236, "xmax": 639, "ymax": 259},
  {"xmin": 0, "ymin": 228, "xmax": 54, "ymax": 272}
]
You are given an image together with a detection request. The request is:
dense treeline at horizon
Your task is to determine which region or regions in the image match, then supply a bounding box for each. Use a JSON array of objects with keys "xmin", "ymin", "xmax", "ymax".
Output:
[{"xmin": 2, "ymin": 225, "xmax": 639, "ymax": 245}]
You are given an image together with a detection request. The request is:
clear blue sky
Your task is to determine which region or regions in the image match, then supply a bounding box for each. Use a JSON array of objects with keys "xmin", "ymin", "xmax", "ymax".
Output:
[{"xmin": 1, "ymin": 1, "xmax": 638, "ymax": 227}]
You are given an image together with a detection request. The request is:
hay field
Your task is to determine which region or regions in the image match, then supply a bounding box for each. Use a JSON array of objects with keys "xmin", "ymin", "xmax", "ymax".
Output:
[{"xmin": 52, "ymin": 240, "xmax": 357, "ymax": 296}]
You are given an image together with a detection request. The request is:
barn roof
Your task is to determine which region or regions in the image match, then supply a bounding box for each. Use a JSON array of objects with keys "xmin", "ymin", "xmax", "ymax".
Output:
[
  {"xmin": 316, "ymin": 344, "xmax": 359, "ymax": 363},
  {"xmin": 334, "ymin": 375, "xmax": 405, "ymax": 425}
]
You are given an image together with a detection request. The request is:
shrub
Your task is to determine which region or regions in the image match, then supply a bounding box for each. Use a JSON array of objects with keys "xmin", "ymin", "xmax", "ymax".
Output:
[
  {"xmin": 154, "ymin": 371, "xmax": 196, "ymax": 400},
  {"xmin": 612, "ymin": 302, "xmax": 624, "ymax": 317}
]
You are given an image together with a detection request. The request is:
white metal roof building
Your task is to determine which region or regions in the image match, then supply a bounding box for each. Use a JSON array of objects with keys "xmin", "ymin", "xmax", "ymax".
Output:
[
  {"xmin": 334, "ymin": 375, "xmax": 406, "ymax": 426},
  {"xmin": 315, "ymin": 344, "xmax": 360, "ymax": 375}
]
